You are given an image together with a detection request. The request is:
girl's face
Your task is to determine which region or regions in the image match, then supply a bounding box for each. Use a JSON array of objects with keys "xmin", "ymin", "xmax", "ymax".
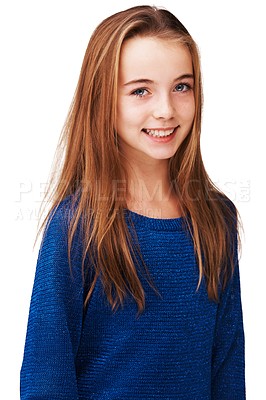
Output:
[{"xmin": 117, "ymin": 37, "xmax": 195, "ymax": 165}]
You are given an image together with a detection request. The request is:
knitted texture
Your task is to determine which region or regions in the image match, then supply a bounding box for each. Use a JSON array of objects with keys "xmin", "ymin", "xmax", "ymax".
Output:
[{"xmin": 21, "ymin": 200, "xmax": 245, "ymax": 399}]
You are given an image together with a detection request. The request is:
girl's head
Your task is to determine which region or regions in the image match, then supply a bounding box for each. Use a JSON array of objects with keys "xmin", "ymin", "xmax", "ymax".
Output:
[
  {"xmin": 62, "ymin": 5, "xmax": 202, "ymax": 198},
  {"xmin": 117, "ymin": 35, "xmax": 195, "ymax": 166}
]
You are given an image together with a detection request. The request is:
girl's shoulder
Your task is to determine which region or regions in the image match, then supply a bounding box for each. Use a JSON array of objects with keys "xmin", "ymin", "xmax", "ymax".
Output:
[
  {"xmin": 41, "ymin": 194, "xmax": 81, "ymax": 248},
  {"xmin": 40, "ymin": 194, "xmax": 85, "ymax": 269},
  {"xmin": 210, "ymin": 190, "xmax": 238, "ymax": 222},
  {"xmin": 46, "ymin": 194, "xmax": 79, "ymax": 226}
]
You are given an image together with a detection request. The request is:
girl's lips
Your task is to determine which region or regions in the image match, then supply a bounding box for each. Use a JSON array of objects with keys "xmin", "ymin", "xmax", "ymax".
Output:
[
  {"xmin": 143, "ymin": 128, "xmax": 175, "ymax": 137},
  {"xmin": 142, "ymin": 126, "xmax": 179, "ymax": 142}
]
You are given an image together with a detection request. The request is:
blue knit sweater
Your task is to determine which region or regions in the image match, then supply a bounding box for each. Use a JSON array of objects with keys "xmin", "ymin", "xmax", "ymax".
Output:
[{"xmin": 21, "ymin": 199, "xmax": 245, "ymax": 399}]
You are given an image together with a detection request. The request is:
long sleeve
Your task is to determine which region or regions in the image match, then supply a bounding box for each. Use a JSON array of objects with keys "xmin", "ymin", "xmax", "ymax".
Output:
[
  {"xmin": 211, "ymin": 260, "xmax": 245, "ymax": 399},
  {"xmin": 20, "ymin": 202, "xmax": 85, "ymax": 399}
]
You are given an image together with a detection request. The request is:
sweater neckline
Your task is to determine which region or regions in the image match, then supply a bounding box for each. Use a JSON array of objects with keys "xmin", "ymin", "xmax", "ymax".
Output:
[{"xmin": 126, "ymin": 209, "xmax": 186, "ymax": 231}]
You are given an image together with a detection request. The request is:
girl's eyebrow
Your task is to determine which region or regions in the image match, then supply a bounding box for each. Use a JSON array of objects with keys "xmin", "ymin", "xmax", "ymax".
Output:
[
  {"xmin": 123, "ymin": 73, "xmax": 194, "ymax": 87},
  {"xmin": 123, "ymin": 78, "xmax": 153, "ymax": 87},
  {"xmin": 173, "ymin": 73, "xmax": 194, "ymax": 82}
]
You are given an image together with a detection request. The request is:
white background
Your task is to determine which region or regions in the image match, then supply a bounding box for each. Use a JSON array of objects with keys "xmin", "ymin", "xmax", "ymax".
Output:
[{"xmin": 1, "ymin": 0, "xmax": 265, "ymax": 398}]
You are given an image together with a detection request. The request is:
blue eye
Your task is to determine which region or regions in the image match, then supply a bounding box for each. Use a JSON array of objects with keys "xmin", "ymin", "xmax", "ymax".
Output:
[
  {"xmin": 175, "ymin": 83, "xmax": 191, "ymax": 92},
  {"xmin": 132, "ymin": 88, "xmax": 148, "ymax": 97}
]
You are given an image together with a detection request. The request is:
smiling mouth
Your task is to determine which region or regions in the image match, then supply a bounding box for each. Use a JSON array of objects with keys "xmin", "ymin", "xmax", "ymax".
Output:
[{"xmin": 142, "ymin": 128, "xmax": 177, "ymax": 138}]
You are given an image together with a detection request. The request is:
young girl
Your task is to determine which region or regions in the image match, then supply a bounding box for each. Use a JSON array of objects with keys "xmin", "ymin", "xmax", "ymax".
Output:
[{"xmin": 21, "ymin": 5, "xmax": 245, "ymax": 399}]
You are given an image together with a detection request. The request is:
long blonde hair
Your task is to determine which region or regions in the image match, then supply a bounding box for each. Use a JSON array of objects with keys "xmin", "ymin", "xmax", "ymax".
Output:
[{"xmin": 42, "ymin": 5, "xmax": 240, "ymax": 312}]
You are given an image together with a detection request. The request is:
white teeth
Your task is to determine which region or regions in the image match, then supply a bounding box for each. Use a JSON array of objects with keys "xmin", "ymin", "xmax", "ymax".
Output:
[{"xmin": 145, "ymin": 128, "xmax": 175, "ymax": 137}]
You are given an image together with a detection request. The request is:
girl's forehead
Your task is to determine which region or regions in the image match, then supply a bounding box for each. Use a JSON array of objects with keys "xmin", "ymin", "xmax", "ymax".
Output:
[
  {"xmin": 119, "ymin": 37, "xmax": 193, "ymax": 82},
  {"xmin": 120, "ymin": 36, "xmax": 186, "ymax": 56}
]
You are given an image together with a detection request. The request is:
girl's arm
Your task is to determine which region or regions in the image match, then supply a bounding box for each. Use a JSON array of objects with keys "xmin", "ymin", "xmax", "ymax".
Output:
[
  {"xmin": 211, "ymin": 255, "xmax": 245, "ymax": 399},
  {"xmin": 20, "ymin": 201, "xmax": 85, "ymax": 399}
]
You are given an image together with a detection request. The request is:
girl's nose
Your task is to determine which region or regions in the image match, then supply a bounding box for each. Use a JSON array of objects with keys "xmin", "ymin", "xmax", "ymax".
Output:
[{"xmin": 152, "ymin": 94, "xmax": 175, "ymax": 120}]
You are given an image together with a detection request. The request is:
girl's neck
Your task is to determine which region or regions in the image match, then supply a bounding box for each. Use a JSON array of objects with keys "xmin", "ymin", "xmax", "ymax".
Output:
[{"xmin": 124, "ymin": 160, "xmax": 182, "ymax": 219}]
